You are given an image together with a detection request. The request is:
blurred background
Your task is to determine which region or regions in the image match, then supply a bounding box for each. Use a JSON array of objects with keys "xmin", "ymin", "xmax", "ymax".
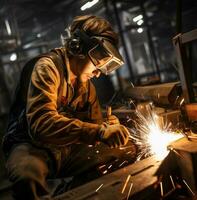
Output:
[{"xmin": 0, "ymin": 0, "xmax": 196, "ymax": 191}]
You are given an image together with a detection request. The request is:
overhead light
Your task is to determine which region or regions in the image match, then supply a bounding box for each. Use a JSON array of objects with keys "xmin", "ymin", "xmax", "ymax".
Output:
[
  {"xmin": 80, "ymin": 0, "xmax": 99, "ymax": 11},
  {"xmin": 10, "ymin": 53, "xmax": 17, "ymax": 61},
  {"xmin": 137, "ymin": 28, "xmax": 143, "ymax": 33},
  {"xmin": 5, "ymin": 19, "xmax": 12, "ymax": 35},
  {"xmin": 37, "ymin": 33, "xmax": 41, "ymax": 38},
  {"xmin": 133, "ymin": 14, "xmax": 143, "ymax": 22},
  {"xmin": 23, "ymin": 43, "xmax": 32, "ymax": 49},
  {"xmin": 137, "ymin": 19, "xmax": 144, "ymax": 26}
]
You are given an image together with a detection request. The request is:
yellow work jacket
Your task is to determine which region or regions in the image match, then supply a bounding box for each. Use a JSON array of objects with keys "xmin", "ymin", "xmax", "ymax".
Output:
[{"xmin": 26, "ymin": 48, "xmax": 103, "ymax": 148}]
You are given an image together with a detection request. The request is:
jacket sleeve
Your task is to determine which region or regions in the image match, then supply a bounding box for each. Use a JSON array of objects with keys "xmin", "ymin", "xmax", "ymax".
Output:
[
  {"xmin": 89, "ymin": 81, "xmax": 103, "ymax": 124},
  {"xmin": 26, "ymin": 58, "xmax": 101, "ymax": 146}
]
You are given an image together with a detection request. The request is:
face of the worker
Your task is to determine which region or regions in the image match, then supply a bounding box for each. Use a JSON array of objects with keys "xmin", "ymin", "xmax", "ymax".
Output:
[{"xmin": 78, "ymin": 56, "xmax": 101, "ymax": 82}]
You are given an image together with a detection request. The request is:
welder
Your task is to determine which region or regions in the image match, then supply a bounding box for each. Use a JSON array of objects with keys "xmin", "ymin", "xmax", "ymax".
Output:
[{"xmin": 2, "ymin": 15, "xmax": 137, "ymax": 199}]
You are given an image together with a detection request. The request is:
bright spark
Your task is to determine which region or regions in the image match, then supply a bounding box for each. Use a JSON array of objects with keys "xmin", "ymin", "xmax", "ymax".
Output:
[
  {"xmin": 126, "ymin": 182, "xmax": 133, "ymax": 200},
  {"xmin": 147, "ymin": 121, "xmax": 182, "ymax": 160},
  {"xmin": 108, "ymin": 164, "xmax": 112, "ymax": 169},
  {"xmin": 122, "ymin": 175, "xmax": 131, "ymax": 193},
  {"xmin": 159, "ymin": 182, "xmax": 164, "ymax": 197},
  {"xmin": 180, "ymin": 98, "xmax": 185, "ymax": 106},
  {"xmin": 119, "ymin": 160, "xmax": 128, "ymax": 167},
  {"xmin": 170, "ymin": 175, "xmax": 176, "ymax": 189},
  {"xmin": 128, "ymin": 105, "xmax": 182, "ymax": 161},
  {"xmin": 182, "ymin": 179, "xmax": 195, "ymax": 196},
  {"xmin": 98, "ymin": 164, "xmax": 106, "ymax": 169},
  {"xmin": 95, "ymin": 183, "xmax": 103, "ymax": 192}
]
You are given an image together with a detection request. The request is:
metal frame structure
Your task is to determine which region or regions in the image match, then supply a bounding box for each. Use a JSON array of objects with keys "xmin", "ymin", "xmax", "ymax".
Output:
[{"xmin": 173, "ymin": 28, "xmax": 197, "ymax": 103}]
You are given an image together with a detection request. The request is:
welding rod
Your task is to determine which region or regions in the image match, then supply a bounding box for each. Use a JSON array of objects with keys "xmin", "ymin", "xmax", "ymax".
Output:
[
  {"xmin": 106, "ymin": 106, "xmax": 112, "ymax": 117},
  {"xmin": 182, "ymin": 179, "xmax": 195, "ymax": 196},
  {"xmin": 159, "ymin": 182, "xmax": 164, "ymax": 197}
]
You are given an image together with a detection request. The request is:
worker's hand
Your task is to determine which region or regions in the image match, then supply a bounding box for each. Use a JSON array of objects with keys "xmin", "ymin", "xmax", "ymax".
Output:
[
  {"xmin": 98, "ymin": 124, "xmax": 129, "ymax": 148},
  {"xmin": 104, "ymin": 115, "xmax": 120, "ymax": 125}
]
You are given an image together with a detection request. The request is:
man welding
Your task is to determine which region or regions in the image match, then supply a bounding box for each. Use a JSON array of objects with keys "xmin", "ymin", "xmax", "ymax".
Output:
[{"xmin": 2, "ymin": 15, "xmax": 137, "ymax": 199}]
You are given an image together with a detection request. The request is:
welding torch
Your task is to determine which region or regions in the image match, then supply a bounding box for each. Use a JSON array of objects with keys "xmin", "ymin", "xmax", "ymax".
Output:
[{"xmin": 106, "ymin": 106, "xmax": 121, "ymax": 126}]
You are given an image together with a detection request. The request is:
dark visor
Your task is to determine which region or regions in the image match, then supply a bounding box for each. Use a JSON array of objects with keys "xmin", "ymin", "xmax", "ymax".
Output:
[{"xmin": 88, "ymin": 38, "xmax": 124, "ymax": 74}]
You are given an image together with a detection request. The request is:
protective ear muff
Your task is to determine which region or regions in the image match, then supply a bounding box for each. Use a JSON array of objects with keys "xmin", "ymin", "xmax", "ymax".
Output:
[
  {"xmin": 67, "ymin": 28, "xmax": 99, "ymax": 57},
  {"xmin": 67, "ymin": 36, "xmax": 82, "ymax": 56}
]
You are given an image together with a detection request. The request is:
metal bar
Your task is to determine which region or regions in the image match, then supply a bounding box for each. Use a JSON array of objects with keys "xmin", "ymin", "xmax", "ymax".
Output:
[
  {"xmin": 181, "ymin": 28, "xmax": 197, "ymax": 44},
  {"xmin": 173, "ymin": 34, "xmax": 195, "ymax": 103}
]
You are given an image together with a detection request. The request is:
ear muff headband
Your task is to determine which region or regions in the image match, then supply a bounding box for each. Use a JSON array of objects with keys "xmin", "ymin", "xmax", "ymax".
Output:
[
  {"xmin": 67, "ymin": 29, "xmax": 124, "ymax": 74},
  {"xmin": 67, "ymin": 29, "xmax": 98, "ymax": 55}
]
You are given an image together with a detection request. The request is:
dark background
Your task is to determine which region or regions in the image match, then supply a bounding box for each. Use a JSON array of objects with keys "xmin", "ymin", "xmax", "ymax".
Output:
[{"xmin": 0, "ymin": 0, "xmax": 196, "ymax": 182}]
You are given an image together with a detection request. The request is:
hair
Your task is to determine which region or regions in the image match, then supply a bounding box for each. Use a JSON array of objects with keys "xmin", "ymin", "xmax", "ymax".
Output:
[{"xmin": 69, "ymin": 15, "xmax": 119, "ymax": 46}]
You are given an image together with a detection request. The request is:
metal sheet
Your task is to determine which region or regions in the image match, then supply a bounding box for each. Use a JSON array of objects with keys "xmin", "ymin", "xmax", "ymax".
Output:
[
  {"xmin": 54, "ymin": 156, "xmax": 161, "ymax": 200},
  {"xmin": 169, "ymin": 137, "xmax": 197, "ymax": 193}
]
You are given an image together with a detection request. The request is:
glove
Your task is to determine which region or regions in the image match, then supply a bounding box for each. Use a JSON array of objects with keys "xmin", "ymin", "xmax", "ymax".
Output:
[
  {"xmin": 104, "ymin": 115, "xmax": 120, "ymax": 125},
  {"xmin": 97, "ymin": 124, "xmax": 129, "ymax": 148}
]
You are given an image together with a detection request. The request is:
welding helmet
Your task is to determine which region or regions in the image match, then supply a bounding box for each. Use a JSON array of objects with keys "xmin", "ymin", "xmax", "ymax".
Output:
[
  {"xmin": 88, "ymin": 37, "xmax": 124, "ymax": 74},
  {"xmin": 68, "ymin": 29, "xmax": 124, "ymax": 75}
]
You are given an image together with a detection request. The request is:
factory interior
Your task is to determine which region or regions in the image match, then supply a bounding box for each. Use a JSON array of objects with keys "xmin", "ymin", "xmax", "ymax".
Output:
[{"xmin": 0, "ymin": 0, "xmax": 197, "ymax": 199}]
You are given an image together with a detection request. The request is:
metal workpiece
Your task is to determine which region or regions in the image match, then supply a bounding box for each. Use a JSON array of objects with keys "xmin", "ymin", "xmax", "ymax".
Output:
[
  {"xmin": 168, "ymin": 137, "xmax": 197, "ymax": 195},
  {"xmin": 54, "ymin": 156, "xmax": 161, "ymax": 200},
  {"xmin": 53, "ymin": 137, "xmax": 197, "ymax": 200},
  {"xmin": 185, "ymin": 103, "xmax": 197, "ymax": 122},
  {"xmin": 124, "ymin": 81, "xmax": 182, "ymax": 107},
  {"xmin": 173, "ymin": 28, "xmax": 197, "ymax": 104}
]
